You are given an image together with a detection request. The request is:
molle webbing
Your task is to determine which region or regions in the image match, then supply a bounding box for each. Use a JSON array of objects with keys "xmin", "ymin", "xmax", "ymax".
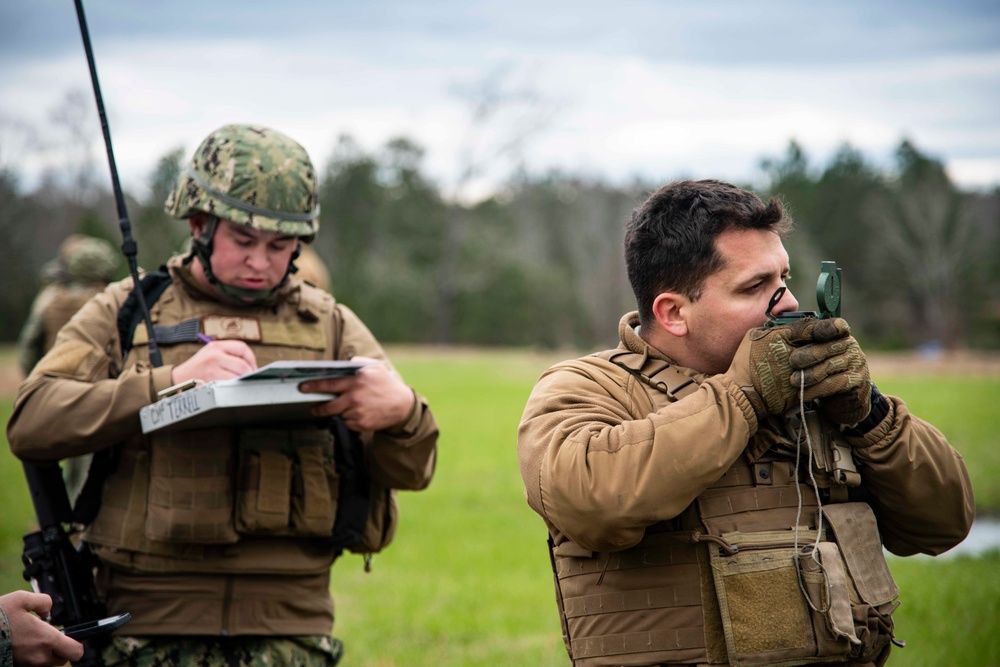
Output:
[
  {"xmin": 555, "ymin": 534, "xmax": 708, "ymax": 664},
  {"xmin": 572, "ymin": 627, "xmax": 706, "ymax": 661},
  {"xmin": 698, "ymin": 484, "xmax": 816, "ymax": 520}
]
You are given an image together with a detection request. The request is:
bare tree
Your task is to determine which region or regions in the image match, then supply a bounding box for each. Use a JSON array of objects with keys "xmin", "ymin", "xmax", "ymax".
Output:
[
  {"xmin": 869, "ymin": 141, "xmax": 974, "ymax": 348},
  {"xmin": 47, "ymin": 88, "xmax": 101, "ymax": 206},
  {"xmin": 434, "ymin": 65, "xmax": 556, "ymax": 343}
]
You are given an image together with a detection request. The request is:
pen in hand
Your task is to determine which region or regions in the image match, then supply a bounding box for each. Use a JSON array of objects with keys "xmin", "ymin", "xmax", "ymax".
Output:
[{"xmin": 198, "ymin": 333, "xmax": 215, "ymax": 344}]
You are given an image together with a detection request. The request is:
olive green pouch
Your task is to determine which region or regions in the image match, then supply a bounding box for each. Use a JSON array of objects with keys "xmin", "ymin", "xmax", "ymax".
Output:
[
  {"xmin": 236, "ymin": 428, "xmax": 338, "ymax": 537},
  {"xmin": 709, "ymin": 528, "xmax": 854, "ymax": 666},
  {"xmin": 821, "ymin": 503, "xmax": 900, "ymax": 664},
  {"xmin": 290, "ymin": 442, "xmax": 338, "ymax": 535}
]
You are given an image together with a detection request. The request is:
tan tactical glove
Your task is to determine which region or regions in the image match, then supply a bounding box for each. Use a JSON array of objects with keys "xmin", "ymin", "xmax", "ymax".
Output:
[
  {"xmin": 727, "ymin": 317, "xmax": 824, "ymax": 419},
  {"xmin": 787, "ymin": 317, "xmax": 872, "ymax": 426}
]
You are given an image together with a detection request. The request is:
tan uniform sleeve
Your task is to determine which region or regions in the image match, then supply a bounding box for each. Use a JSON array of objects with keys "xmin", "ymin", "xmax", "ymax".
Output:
[
  {"xmin": 518, "ymin": 359, "xmax": 757, "ymax": 553},
  {"xmin": 334, "ymin": 304, "xmax": 438, "ymax": 491},
  {"xmin": 7, "ymin": 281, "xmax": 172, "ymax": 462},
  {"xmin": 847, "ymin": 396, "xmax": 975, "ymax": 556}
]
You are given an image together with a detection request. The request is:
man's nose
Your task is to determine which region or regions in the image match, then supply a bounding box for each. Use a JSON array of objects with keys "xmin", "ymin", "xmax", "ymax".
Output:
[
  {"xmin": 781, "ymin": 287, "xmax": 800, "ymax": 313},
  {"xmin": 246, "ymin": 247, "xmax": 269, "ymax": 270}
]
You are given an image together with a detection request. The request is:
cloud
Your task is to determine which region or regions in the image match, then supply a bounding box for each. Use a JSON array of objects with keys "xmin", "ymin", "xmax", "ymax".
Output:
[{"xmin": 1, "ymin": 0, "xmax": 998, "ymax": 195}]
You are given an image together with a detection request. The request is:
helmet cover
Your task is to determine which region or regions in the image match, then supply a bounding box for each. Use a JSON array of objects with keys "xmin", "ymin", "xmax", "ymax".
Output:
[
  {"xmin": 165, "ymin": 124, "xmax": 320, "ymax": 240},
  {"xmin": 65, "ymin": 237, "xmax": 118, "ymax": 284}
]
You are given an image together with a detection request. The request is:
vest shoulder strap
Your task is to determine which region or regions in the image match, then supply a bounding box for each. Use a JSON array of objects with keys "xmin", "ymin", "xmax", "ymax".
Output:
[
  {"xmin": 596, "ymin": 348, "xmax": 700, "ymax": 400},
  {"xmin": 116, "ymin": 268, "xmax": 173, "ymax": 359}
]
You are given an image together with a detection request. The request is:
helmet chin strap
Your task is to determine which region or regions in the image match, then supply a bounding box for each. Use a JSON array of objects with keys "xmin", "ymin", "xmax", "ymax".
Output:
[{"xmin": 184, "ymin": 215, "xmax": 301, "ymax": 305}]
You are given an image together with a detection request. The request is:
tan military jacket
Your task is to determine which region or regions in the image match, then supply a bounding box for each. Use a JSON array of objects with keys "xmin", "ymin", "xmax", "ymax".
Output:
[
  {"xmin": 518, "ymin": 312, "xmax": 974, "ymax": 665},
  {"xmin": 8, "ymin": 255, "xmax": 438, "ymax": 636}
]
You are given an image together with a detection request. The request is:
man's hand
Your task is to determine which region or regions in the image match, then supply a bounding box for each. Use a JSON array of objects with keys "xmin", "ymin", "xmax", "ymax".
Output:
[
  {"xmin": 0, "ymin": 591, "xmax": 84, "ymax": 667},
  {"xmin": 786, "ymin": 318, "xmax": 871, "ymax": 425},
  {"xmin": 301, "ymin": 357, "xmax": 415, "ymax": 432},
  {"xmin": 170, "ymin": 339, "xmax": 258, "ymax": 385},
  {"xmin": 727, "ymin": 318, "xmax": 819, "ymax": 418}
]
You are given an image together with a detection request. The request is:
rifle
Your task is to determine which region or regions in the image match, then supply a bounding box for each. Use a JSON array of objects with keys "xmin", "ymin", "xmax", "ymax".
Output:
[
  {"xmin": 21, "ymin": 464, "xmax": 106, "ymax": 666},
  {"xmin": 19, "ymin": 1, "xmax": 156, "ymax": 662}
]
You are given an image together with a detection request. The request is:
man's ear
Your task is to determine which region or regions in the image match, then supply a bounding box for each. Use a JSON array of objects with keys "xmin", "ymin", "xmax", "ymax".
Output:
[{"xmin": 652, "ymin": 292, "xmax": 689, "ymax": 337}]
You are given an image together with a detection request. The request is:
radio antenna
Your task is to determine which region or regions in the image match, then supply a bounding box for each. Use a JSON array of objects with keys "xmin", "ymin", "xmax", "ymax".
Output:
[{"xmin": 73, "ymin": 0, "xmax": 161, "ymax": 366}]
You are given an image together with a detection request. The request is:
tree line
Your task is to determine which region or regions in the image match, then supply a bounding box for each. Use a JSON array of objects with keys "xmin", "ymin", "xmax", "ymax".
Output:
[{"xmin": 1, "ymin": 132, "xmax": 997, "ymax": 351}]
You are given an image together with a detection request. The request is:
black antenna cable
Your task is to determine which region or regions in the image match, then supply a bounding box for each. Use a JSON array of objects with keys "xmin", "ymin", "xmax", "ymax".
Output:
[{"xmin": 73, "ymin": 0, "xmax": 161, "ymax": 366}]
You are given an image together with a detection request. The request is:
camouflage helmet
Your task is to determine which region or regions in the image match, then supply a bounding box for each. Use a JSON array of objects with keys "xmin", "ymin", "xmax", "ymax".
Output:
[
  {"xmin": 65, "ymin": 236, "xmax": 118, "ymax": 284},
  {"xmin": 57, "ymin": 234, "xmax": 90, "ymax": 267},
  {"xmin": 164, "ymin": 124, "xmax": 320, "ymax": 240}
]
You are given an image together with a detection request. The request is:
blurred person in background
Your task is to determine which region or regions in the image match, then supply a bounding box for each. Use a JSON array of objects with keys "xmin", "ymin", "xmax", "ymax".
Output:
[
  {"xmin": 17, "ymin": 233, "xmax": 119, "ymax": 502},
  {"xmin": 17, "ymin": 234, "xmax": 119, "ymax": 377}
]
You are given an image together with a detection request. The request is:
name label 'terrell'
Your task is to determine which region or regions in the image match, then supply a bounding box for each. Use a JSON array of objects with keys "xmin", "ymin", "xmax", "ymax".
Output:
[{"xmin": 146, "ymin": 390, "xmax": 204, "ymax": 427}]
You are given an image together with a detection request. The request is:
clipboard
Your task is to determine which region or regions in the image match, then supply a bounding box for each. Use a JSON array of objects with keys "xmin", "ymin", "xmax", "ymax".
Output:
[{"xmin": 139, "ymin": 360, "xmax": 372, "ymax": 433}]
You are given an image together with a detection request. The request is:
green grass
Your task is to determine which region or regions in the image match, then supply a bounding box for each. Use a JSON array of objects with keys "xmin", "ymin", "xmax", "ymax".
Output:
[
  {"xmin": 1, "ymin": 348, "xmax": 997, "ymax": 665},
  {"xmin": 876, "ymin": 377, "xmax": 1000, "ymax": 510},
  {"xmin": 887, "ymin": 551, "xmax": 1000, "ymax": 666},
  {"xmin": 0, "ymin": 398, "xmax": 36, "ymax": 591},
  {"xmin": 324, "ymin": 348, "xmax": 568, "ymax": 665}
]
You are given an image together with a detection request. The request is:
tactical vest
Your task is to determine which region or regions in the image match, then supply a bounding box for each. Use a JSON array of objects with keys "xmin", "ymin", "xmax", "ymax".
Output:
[
  {"xmin": 85, "ymin": 273, "xmax": 388, "ymax": 575},
  {"xmin": 548, "ymin": 349, "xmax": 900, "ymax": 667},
  {"xmin": 42, "ymin": 285, "xmax": 103, "ymax": 352}
]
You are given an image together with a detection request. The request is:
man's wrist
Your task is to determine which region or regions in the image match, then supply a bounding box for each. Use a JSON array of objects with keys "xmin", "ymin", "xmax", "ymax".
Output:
[{"xmin": 843, "ymin": 383, "xmax": 888, "ymax": 436}]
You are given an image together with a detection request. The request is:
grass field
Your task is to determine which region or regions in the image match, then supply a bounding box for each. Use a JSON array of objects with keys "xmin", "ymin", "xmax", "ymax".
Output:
[{"xmin": 1, "ymin": 346, "xmax": 998, "ymax": 665}]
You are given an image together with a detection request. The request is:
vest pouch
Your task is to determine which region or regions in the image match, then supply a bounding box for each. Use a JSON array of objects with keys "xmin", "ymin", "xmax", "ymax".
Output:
[
  {"xmin": 236, "ymin": 428, "xmax": 338, "ymax": 537},
  {"xmin": 145, "ymin": 428, "xmax": 238, "ymax": 544},
  {"xmin": 349, "ymin": 484, "xmax": 398, "ymax": 554},
  {"xmin": 708, "ymin": 528, "xmax": 854, "ymax": 667},
  {"xmin": 821, "ymin": 503, "xmax": 900, "ymax": 665},
  {"xmin": 290, "ymin": 435, "xmax": 339, "ymax": 537},
  {"xmin": 236, "ymin": 448, "xmax": 293, "ymax": 533}
]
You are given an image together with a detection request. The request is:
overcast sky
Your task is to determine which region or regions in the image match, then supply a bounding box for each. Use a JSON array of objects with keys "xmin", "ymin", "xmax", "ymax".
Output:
[{"xmin": 1, "ymin": 0, "xmax": 998, "ymax": 201}]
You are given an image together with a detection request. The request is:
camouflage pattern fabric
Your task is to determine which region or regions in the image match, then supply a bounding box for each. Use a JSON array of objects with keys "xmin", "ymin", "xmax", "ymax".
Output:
[
  {"xmin": 0, "ymin": 603, "xmax": 12, "ymax": 667},
  {"xmin": 64, "ymin": 236, "xmax": 118, "ymax": 284},
  {"xmin": 165, "ymin": 124, "xmax": 320, "ymax": 239},
  {"xmin": 101, "ymin": 635, "xmax": 343, "ymax": 667}
]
